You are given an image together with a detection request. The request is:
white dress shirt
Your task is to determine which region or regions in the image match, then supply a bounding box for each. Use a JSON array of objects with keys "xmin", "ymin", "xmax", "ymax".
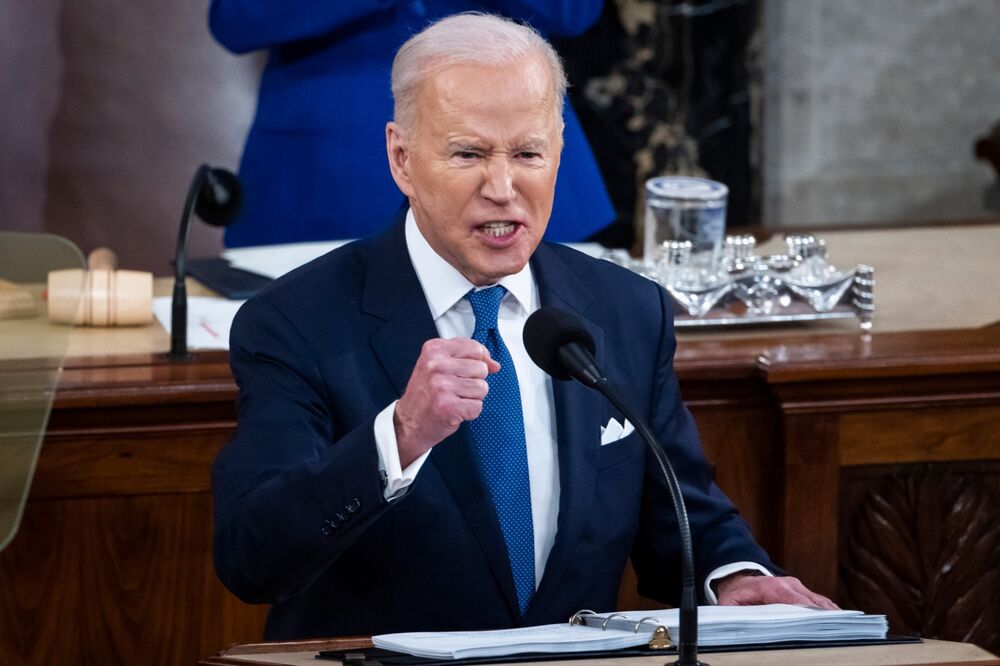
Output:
[
  {"xmin": 373, "ymin": 210, "xmax": 559, "ymax": 586},
  {"xmin": 372, "ymin": 210, "xmax": 770, "ymax": 601}
]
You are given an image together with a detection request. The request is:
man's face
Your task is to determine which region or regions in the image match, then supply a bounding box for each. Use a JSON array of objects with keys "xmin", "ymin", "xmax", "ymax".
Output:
[{"xmin": 386, "ymin": 55, "xmax": 562, "ymax": 286}]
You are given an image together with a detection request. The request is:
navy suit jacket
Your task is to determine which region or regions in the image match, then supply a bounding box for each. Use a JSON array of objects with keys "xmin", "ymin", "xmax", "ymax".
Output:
[{"xmin": 213, "ymin": 221, "xmax": 773, "ymax": 640}]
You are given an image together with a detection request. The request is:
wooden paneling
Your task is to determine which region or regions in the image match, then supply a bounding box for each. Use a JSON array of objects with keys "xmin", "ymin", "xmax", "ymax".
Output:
[
  {"xmin": 0, "ymin": 493, "xmax": 267, "ymax": 666},
  {"xmin": 0, "ymin": 352, "xmax": 266, "ymax": 666},
  {"xmin": 693, "ymin": 403, "xmax": 781, "ymax": 556},
  {"xmin": 3, "ymin": 324, "xmax": 1000, "ymax": 662},
  {"xmin": 840, "ymin": 406, "xmax": 1000, "ymax": 466},
  {"xmin": 781, "ymin": 413, "xmax": 841, "ymax": 595},
  {"xmin": 762, "ymin": 326, "xmax": 1000, "ymax": 654},
  {"xmin": 30, "ymin": 425, "xmax": 231, "ymax": 499}
]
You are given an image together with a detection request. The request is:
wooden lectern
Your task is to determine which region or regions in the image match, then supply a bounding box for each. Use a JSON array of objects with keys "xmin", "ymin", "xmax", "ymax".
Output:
[{"xmin": 195, "ymin": 636, "xmax": 999, "ymax": 666}]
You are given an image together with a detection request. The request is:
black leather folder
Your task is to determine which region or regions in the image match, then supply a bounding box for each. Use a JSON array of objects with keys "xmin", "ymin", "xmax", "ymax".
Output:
[{"xmin": 185, "ymin": 257, "xmax": 272, "ymax": 300}]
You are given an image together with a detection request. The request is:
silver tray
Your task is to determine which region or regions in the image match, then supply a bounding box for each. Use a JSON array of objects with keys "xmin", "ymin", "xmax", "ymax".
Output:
[{"xmin": 603, "ymin": 234, "xmax": 875, "ymax": 330}]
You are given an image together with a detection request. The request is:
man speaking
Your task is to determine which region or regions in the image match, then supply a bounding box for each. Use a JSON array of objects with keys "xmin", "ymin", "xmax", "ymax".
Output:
[{"xmin": 212, "ymin": 13, "xmax": 834, "ymax": 640}]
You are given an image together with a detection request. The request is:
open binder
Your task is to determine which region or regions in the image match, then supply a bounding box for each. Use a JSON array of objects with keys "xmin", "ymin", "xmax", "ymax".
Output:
[
  {"xmin": 323, "ymin": 605, "xmax": 916, "ymax": 665},
  {"xmin": 568, "ymin": 609, "xmax": 673, "ymax": 650}
]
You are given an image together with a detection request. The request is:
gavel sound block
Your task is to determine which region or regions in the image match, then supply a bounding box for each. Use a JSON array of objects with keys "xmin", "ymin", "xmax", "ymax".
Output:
[
  {"xmin": 48, "ymin": 248, "xmax": 153, "ymax": 326},
  {"xmin": 0, "ymin": 279, "xmax": 37, "ymax": 320}
]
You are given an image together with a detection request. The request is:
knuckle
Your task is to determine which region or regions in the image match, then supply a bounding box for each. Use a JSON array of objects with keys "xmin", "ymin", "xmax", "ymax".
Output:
[{"xmin": 432, "ymin": 394, "xmax": 452, "ymax": 414}]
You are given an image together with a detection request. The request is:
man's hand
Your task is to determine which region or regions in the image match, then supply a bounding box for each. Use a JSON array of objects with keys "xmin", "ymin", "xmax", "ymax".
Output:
[
  {"xmin": 394, "ymin": 338, "xmax": 501, "ymax": 467},
  {"xmin": 716, "ymin": 573, "xmax": 839, "ymax": 610}
]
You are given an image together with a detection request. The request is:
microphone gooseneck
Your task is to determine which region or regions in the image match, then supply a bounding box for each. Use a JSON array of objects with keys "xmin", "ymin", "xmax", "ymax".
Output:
[
  {"xmin": 169, "ymin": 164, "xmax": 243, "ymax": 360},
  {"xmin": 524, "ymin": 307, "xmax": 705, "ymax": 666}
]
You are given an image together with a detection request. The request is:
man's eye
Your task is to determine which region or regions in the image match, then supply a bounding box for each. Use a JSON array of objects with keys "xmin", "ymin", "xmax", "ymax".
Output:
[
  {"xmin": 518, "ymin": 152, "xmax": 542, "ymax": 160},
  {"xmin": 455, "ymin": 151, "xmax": 480, "ymax": 159}
]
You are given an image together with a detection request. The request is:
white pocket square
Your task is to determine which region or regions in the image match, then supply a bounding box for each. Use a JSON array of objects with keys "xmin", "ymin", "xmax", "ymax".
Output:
[{"xmin": 600, "ymin": 417, "xmax": 635, "ymax": 445}]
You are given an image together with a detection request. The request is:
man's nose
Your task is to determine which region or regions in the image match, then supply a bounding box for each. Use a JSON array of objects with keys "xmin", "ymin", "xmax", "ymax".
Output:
[{"xmin": 480, "ymin": 159, "xmax": 515, "ymax": 204}]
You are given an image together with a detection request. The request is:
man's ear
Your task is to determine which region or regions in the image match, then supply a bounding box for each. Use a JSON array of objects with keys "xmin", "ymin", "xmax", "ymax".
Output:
[{"xmin": 386, "ymin": 122, "xmax": 415, "ymax": 198}]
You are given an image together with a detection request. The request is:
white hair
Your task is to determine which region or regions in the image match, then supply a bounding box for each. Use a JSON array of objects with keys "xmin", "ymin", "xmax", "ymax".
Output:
[{"xmin": 391, "ymin": 12, "xmax": 567, "ymax": 132}]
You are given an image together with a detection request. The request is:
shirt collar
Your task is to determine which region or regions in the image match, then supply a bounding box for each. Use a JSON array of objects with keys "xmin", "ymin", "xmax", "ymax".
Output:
[{"xmin": 404, "ymin": 209, "xmax": 535, "ymax": 320}]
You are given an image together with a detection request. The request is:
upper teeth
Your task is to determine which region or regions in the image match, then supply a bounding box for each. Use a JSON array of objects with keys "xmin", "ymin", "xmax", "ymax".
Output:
[{"xmin": 483, "ymin": 222, "xmax": 515, "ymax": 237}]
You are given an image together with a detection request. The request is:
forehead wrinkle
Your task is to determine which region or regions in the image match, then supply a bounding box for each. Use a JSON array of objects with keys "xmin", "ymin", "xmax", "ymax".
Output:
[
  {"xmin": 411, "ymin": 56, "xmax": 561, "ymax": 152},
  {"xmin": 446, "ymin": 133, "xmax": 550, "ymax": 152}
]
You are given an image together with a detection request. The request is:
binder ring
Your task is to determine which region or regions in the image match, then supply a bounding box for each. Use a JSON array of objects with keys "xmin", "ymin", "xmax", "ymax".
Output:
[
  {"xmin": 634, "ymin": 617, "xmax": 661, "ymax": 633},
  {"xmin": 602, "ymin": 613, "xmax": 626, "ymax": 630},
  {"xmin": 569, "ymin": 610, "xmax": 597, "ymax": 626}
]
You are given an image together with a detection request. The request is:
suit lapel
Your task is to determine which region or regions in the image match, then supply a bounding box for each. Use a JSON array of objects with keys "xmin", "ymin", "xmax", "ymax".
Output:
[
  {"xmin": 362, "ymin": 221, "xmax": 521, "ymax": 622},
  {"xmin": 524, "ymin": 244, "xmax": 605, "ymax": 622}
]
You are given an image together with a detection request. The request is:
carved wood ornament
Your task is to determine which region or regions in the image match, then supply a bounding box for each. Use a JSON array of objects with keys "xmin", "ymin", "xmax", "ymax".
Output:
[{"xmin": 840, "ymin": 463, "xmax": 1000, "ymax": 653}]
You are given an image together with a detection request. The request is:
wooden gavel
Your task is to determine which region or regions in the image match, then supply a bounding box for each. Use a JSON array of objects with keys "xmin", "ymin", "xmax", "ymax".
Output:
[{"xmin": 47, "ymin": 248, "xmax": 153, "ymax": 326}]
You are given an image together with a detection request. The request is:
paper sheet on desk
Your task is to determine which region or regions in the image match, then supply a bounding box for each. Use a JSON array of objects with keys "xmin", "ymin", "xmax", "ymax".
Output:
[
  {"xmin": 374, "ymin": 623, "xmax": 648, "ymax": 659},
  {"xmin": 222, "ymin": 240, "xmax": 352, "ymax": 279},
  {"xmin": 152, "ymin": 297, "xmax": 245, "ymax": 350}
]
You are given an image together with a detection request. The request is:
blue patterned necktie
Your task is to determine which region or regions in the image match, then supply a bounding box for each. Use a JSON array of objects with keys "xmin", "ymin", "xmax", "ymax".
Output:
[{"xmin": 465, "ymin": 286, "xmax": 535, "ymax": 616}]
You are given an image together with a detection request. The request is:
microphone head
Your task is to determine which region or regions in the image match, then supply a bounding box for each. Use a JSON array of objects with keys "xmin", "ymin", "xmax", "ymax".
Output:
[
  {"xmin": 195, "ymin": 167, "xmax": 243, "ymax": 227},
  {"xmin": 523, "ymin": 307, "xmax": 597, "ymax": 381}
]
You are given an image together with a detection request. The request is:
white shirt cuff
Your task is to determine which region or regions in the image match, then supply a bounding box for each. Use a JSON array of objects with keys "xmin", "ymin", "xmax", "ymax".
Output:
[
  {"xmin": 374, "ymin": 400, "xmax": 431, "ymax": 500},
  {"xmin": 703, "ymin": 561, "xmax": 773, "ymax": 605}
]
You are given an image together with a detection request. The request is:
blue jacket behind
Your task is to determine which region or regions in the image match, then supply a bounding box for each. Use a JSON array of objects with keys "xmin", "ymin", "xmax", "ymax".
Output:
[{"xmin": 210, "ymin": 0, "xmax": 616, "ymax": 247}]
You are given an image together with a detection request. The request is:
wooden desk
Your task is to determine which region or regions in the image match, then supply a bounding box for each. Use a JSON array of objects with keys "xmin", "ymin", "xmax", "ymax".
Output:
[
  {"xmin": 195, "ymin": 637, "xmax": 1000, "ymax": 666},
  {"xmin": 1, "ymin": 226, "xmax": 999, "ymax": 665}
]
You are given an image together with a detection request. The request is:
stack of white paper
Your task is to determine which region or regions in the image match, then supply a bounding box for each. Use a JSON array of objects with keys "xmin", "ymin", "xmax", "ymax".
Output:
[
  {"xmin": 598, "ymin": 604, "xmax": 888, "ymax": 647},
  {"xmin": 372, "ymin": 605, "xmax": 888, "ymax": 660},
  {"xmin": 373, "ymin": 623, "xmax": 648, "ymax": 660}
]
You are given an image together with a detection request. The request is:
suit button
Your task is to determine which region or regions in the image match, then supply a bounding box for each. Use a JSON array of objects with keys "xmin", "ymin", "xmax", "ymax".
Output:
[{"xmin": 347, "ymin": 498, "xmax": 361, "ymax": 514}]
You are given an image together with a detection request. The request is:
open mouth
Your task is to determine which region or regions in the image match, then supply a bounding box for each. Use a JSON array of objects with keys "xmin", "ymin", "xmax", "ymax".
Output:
[{"xmin": 481, "ymin": 221, "xmax": 517, "ymax": 238}]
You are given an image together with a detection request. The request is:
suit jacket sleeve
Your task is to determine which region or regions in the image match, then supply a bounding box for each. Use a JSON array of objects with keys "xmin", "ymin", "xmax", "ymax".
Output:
[
  {"xmin": 212, "ymin": 296, "xmax": 396, "ymax": 604},
  {"xmin": 630, "ymin": 285, "xmax": 776, "ymax": 603},
  {"xmin": 490, "ymin": 1, "xmax": 603, "ymax": 37},
  {"xmin": 208, "ymin": 0, "xmax": 396, "ymax": 54},
  {"xmin": 208, "ymin": 1, "xmax": 603, "ymax": 55}
]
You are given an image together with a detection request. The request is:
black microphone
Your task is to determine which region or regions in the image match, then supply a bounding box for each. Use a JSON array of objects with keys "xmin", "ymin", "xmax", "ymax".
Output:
[
  {"xmin": 524, "ymin": 307, "xmax": 706, "ymax": 666},
  {"xmin": 169, "ymin": 165, "xmax": 243, "ymax": 360}
]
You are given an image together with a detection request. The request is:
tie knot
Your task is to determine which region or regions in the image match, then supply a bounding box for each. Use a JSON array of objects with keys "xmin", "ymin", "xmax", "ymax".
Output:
[{"xmin": 465, "ymin": 286, "xmax": 507, "ymax": 332}]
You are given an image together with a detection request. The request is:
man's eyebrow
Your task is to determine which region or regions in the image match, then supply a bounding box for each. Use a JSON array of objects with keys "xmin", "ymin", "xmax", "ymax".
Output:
[
  {"xmin": 516, "ymin": 137, "xmax": 549, "ymax": 151},
  {"xmin": 445, "ymin": 138, "xmax": 550, "ymax": 153},
  {"xmin": 446, "ymin": 140, "xmax": 488, "ymax": 151}
]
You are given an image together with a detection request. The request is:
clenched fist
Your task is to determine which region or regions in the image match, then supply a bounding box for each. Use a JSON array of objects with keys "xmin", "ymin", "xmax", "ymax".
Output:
[{"xmin": 394, "ymin": 338, "xmax": 501, "ymax": 467}]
